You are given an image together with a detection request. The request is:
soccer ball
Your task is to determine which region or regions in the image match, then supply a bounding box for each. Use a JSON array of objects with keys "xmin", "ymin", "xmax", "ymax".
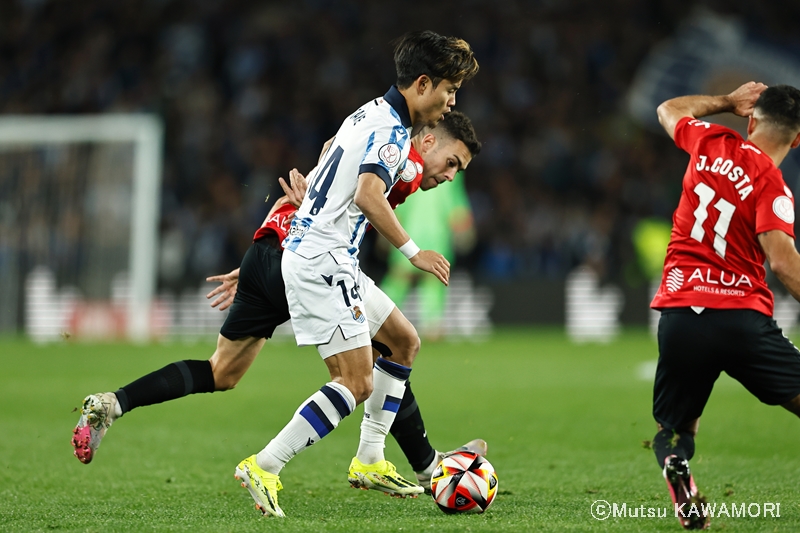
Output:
[{"xmin": 430, "ymin": 451, "xmax": 498, "ymax": 514}]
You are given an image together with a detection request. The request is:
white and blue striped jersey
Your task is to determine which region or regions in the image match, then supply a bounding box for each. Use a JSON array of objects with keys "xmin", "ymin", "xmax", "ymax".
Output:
[{"xmin": 283, "ymin": 86, "xmax": 412, "ymax": 260}]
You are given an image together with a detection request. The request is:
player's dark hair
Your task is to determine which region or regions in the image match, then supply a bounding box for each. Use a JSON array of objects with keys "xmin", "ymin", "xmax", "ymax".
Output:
[
  {"xmin": 393, "ymin": 30, "xmax": 479, "ymax": 89},
  {"xmin": 754, "ymin": 85, "xmax": 800, "ymax": 142},
  {"xmin": 436, "ymin": 111, "xmax": 481, "ymax": 157}
]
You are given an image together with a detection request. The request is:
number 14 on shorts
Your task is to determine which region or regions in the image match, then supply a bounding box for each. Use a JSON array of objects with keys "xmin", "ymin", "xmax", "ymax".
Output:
[{"xmin": 337, "ymin": 279, "xmax": 361, "ymax": 307}]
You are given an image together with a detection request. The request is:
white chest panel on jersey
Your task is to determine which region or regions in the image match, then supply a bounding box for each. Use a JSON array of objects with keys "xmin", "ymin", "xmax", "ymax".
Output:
[{"xmin": 284, "ymin": 87, "xmax": 412, "ymax": 260}]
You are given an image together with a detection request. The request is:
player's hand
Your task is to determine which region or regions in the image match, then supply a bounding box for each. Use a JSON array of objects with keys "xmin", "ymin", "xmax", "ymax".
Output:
[
  {"xmin": 278, "ymin": 168, "xmax": 308, "ymax": 208},
  {"xmin": 409, "ymin": 250, "xmax": 450, "ymax": 286},
  {"xmin": 728, "ymin": 81, "xmax": 768, "ymax": 117},
  {"xmin": 206, "ymin": 268, "xmax": 240, "ymax": 311}
]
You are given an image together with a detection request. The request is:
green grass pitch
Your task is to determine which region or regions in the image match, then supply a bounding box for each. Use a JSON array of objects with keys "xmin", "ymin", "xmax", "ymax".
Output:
[{"xmin": 1, "ymin": 328, "xmax": 799, "ymax": 532}]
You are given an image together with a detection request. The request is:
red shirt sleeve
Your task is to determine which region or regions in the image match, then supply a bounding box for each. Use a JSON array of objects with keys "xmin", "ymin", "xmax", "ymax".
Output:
[
  {"xmin": 755, "ymin": 169, "xmax": 796, "ymax": 238},
  {"xmin": 674, "ymin": 117, "xmax": 734, "ymax": 154}
]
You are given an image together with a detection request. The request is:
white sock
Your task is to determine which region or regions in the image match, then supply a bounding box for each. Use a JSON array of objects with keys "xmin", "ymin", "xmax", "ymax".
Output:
[
  {"xmin": 356, "ymin": 358, "xmax": 411, "ymax": 465},
  {"xmin": 112, "ymin": 397, "xmax": 122, "ymax": 418},
  {"xmin": 256, "ymin": 382, "xmax": 355, "ymax": 475},
  {"xmin": 418, "ymin": 450, "xmax": 441, "ymax": 475}
]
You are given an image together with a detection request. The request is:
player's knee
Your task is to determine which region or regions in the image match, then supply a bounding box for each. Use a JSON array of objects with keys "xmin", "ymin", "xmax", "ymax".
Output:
[
  {"xmin": 342, "ymin": 376, "xmax": 373, "ymax": 404},
  {"xmin": 392, "ymin": 329, "xmax": 420, "ymax": 366}
]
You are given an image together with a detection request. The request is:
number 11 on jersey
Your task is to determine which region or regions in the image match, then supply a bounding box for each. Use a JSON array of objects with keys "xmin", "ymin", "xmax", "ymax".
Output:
[{"xmin": 691, "ymin": 182, "xmax": 735, "ymax": 259}]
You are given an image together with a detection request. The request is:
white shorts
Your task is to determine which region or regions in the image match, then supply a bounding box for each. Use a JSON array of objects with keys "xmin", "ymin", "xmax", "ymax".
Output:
[
  {"xmin": 283, "ymin": 249, "xmax": 369, "ymax": 346},
  {"xmin": 282, "ymin": 249, "xmax": 396, "ymax": 358},
  {"xmin": 360, "ymin": 271, "xmax": 395, "ymax": 339},
  {"xmin": 315, "ymin": 276, "xmax": 394, "ymax": 358},
  {"xmin": 317, "ymin": 327, "xmax": 371, "ymax": 359}
]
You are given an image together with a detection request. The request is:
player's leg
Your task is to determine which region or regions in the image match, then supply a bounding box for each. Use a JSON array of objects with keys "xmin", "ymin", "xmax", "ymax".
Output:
[
  {"xmin": 256, "ymin": 337, "xmax": 372, "ymax": 478},
  {"xmin": 355, "ymin": 278, "xmax": 418, "ymax": 466},
  {"xmin": 71, "ymin": 334, "xmax": 262, "ymax": 464},
  {"xmin": 72, "ymin": 239, "xmax": 287, "ymax": 464},
  {"xmin": 723, "ymin": 309, "xmax": 800, "ymax": 415},
  {"xmin": 365, "ymin": 283, "xmax": 485, "ymax": 491},
  {"xmin": 372, "ymin": 334, "xmax": 487, "ymax": 491},
  {"xmin": 652, "ymin": 309, "xmax": 721, "ymax": 530},
  {"xmin": 235, "ymin": 250, "xmax": 413, "ymax": 516},
  {"xmin": 238, "ymin": 336, "xmax": 369, "ymax": 517}
]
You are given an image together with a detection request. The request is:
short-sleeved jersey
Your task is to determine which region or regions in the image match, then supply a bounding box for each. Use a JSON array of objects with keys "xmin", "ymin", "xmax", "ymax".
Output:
[
  {"xmin": 283, "ymin": 86, "xmax": 412, "ymax": 259},
  {"xmin": 256, "ymin": 145, "xmax": 424, "ymax": 247},
  {"xmin": 651, "ymin": 117, "xmax": 796, "ymax": 316}
]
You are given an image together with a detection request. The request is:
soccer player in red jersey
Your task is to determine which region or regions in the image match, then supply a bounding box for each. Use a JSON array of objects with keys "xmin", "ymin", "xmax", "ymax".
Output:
[
  {"xmin": 71, "ymin": 111, "xmax": 483, "ymax": 502},
  {"xmin": 651, "ymin": 82, "xmax": 800, "ymax": 530}
]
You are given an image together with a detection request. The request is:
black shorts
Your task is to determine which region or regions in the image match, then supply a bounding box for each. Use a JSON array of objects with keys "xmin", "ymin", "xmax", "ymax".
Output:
[
  {"xmin": 219, "ymin": 235, "xmax": 291, "ymax": 341},
  {"xmin": 653, "ymin": 307, "xmax": 800, "ymax": 430}
]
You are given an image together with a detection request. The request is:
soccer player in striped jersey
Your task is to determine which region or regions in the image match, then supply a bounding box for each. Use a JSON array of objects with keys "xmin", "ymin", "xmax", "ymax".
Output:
[
  {"xmin": 71, "ymin": 111, "xmax": 483, "ymax": 514},
  {"xmin": 651, "ymin": 82, "xmax": 800, "ymax": 530},
  {"xmin": 245, "ymin": 30, "xmax": 478, "ymax": 514}
]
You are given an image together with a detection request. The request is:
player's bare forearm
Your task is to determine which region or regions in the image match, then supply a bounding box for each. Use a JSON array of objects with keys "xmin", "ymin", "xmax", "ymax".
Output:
[
  {"xmin": 759, "ymin": 230, "xmax": 800, "ymax": 302},
  {"xmin": 355, "ymin": 172, "xmax": 450, "ymax": 284},
  {"xmin": 354, "ymin": 172, "xmax": 411, "ymax": 248},
  {"xmin": 657, "ymin": 82, "xmax": 767, "ymax": 140}
]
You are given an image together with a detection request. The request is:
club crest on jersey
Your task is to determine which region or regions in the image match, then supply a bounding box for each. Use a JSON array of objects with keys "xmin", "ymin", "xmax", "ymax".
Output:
[
  {"xmin": 773, "ymin": 196, "xmax": 794, "ymax": 224},
  {"xmin": 288, "ymin": 223, "xmax": 308, "ymax": 238},
  {"xmin": 351, "ymin": 305, "xmax": 365, "ymax": 323},
  {"xmin": 378, "ymin": 143, "xmax": 401, "ymax": 168}
]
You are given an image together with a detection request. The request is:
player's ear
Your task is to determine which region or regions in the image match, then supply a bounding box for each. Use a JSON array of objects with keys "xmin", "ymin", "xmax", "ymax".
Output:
[
  {"xmin": 791, "ymin": 130, "xmax": 800, "ymax": 149},
  {"xmin": 422, "ymin": 133, "xmax": 437, "ymax": 152},
  {"xmin": 415, "ymin": 75, "xmax": 431, "ymax": 95},
  {"xmin": 747, "ymin": 115, "xmax": 756, "ymax": 137}
]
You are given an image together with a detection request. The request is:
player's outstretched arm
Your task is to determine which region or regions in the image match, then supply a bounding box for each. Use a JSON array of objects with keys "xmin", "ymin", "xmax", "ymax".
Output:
[
  {"xmin": 355, "ymin": 172, "xmax": 450, "ymax": 285},
  {"xmin": 206, "ymin": 268, "xmax": 239, "ymax": 310},
  {"xmin": 657, "ymin": 81, "xmax": 768, "ymax": 140},
  {"xmin": 759, "ymin": 230, "xmax": 800, "ymax": 302}
]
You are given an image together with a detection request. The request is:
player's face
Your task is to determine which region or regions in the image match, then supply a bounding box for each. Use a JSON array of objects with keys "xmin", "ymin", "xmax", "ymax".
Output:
[
  {"xmin": 418, "ymin": 78, "xmax": 461, "ymax": 128},
  {"xmin": 419, "ymin": 138, "xmax": 471, "ymax": 191}
]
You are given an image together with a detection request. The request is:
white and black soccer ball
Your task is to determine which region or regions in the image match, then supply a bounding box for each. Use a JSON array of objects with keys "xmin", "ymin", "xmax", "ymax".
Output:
[{"xmin": 430, "ymin": 451, "xmax": 498, "ymax": 514}]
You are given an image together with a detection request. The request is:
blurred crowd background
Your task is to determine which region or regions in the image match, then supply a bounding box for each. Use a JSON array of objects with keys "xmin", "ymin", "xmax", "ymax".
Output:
[{"xmin": 3, "ymin": 0, "xmax": 800, "ymax": 298}]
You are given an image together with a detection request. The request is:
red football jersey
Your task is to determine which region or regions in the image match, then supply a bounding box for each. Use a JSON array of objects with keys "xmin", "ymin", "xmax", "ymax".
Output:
[
  {"xmin": 253, "ymin": 146, "xmax": 424, "ymax": 245},
  {"xmin": 651, "ymin": 117, "xmax": 796, "ymax": 316},
  {"xmin": 253, "ymin": 200, "xmax": 295, "ymax": 243}
]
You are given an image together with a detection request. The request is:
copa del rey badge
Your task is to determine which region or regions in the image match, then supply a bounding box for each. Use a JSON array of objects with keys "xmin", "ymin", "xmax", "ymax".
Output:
[
  {"xmin": 773, "ymin": 196, "xmax": 794, "ymax": 224},
  {"xmin": 378, "ymin": 143, "xmax": 401, "ymax": 168},
  {"xmin": 399, "ymin": 160, "xmax": 421, "ymax": 182}
]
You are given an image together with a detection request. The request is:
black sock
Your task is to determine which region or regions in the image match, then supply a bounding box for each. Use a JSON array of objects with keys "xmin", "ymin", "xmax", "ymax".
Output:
[
  {"xmin": 653, "ymin": 428, "xmax": 696, "ymax": 467},
  {"xmin": 115, "ymin": 360, "xmax": 216, "ymax": 414},
  {"xmin": 389, "ymin": 381, "xmax": 436, "ymax": 472}
]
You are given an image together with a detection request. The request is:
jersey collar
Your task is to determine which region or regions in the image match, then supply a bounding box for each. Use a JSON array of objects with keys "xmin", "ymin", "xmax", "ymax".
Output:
[{"xmin": 383, "ymin": 86, "xmax": 412, "ymax": 129}]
